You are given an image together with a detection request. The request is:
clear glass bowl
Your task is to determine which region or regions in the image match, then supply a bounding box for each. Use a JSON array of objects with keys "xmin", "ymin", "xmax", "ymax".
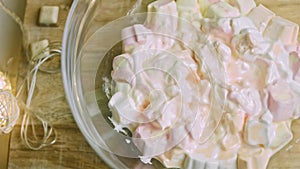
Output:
[
  {"xmin": 62, "ymin": 0, "xmax": 300, "ymax": 168},
  {"xmin": 62, "ymin": 0, "xmax": 154, "ymax": 168}
]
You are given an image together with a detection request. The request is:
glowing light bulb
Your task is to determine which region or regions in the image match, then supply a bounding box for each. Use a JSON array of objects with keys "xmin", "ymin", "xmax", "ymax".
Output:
[
  {"xmin": 0, "ymin": 72, "xmax": 19, "ymax": 134},
  {"xmin": 0, "ymin": 72, "xmax": 11, "ymax": 91}
]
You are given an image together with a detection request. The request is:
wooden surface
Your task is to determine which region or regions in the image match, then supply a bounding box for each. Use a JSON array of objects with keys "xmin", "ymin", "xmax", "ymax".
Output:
[
  {"xmin": 6, "ymin": 0, "xmax": 300, "ymax": 169},
  {"xmin": 8, "ymin": 0, "xmax": 110, "ymax": 169}
]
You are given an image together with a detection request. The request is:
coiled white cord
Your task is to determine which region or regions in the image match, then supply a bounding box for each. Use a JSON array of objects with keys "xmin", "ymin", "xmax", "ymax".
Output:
[
  {"xmin": 0, "ymin": 0, "xmax": 61, "ymax": 150},
  {"xmin": 17, "ymin": 49, "xmax": 60, "ymax": 150}
]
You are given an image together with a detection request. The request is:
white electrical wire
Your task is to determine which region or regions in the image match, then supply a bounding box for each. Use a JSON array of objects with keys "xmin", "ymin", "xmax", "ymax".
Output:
[
  {"xmin": 0, "ymin": 0, "xmax": 61, "ymax": 150},
  {"xmin": 17, "ymin": 51, "xmax": 59, "ymax": 150}
]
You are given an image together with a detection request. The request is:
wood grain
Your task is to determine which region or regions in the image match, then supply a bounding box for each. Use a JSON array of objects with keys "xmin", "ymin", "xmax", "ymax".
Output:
[
  {"xmin": 7, "ymin": 0, "xmax": 300, "ymax": 169},
  {"xmin": 8, "ymin": 0, "xmax": 109, "ymax": 169}
]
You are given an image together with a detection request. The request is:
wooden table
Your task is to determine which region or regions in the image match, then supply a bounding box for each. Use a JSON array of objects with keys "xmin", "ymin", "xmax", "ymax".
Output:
[
  {"xmin": 7, "ymin": 0, "xmax": 110, "ymax": 168},
  {"xmin": 5, "ymin": 0, "xmax": 300, "ymax": 169}
]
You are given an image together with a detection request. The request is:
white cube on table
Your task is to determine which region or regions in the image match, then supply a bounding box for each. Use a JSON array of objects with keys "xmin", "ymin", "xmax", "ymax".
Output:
[
  {"xmin": 30, "ymin": 39, "xmax": 49, "ymax": 61},
  {"xmin": 38, "ymin": 6, "xmax": 59, "ymax": 26}
]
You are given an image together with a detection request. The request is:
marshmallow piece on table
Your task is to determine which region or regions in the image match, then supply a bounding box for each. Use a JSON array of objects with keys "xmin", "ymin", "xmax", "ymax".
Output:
[
  {"xmin": 29, "ymin": 39, "xmax": 49, "ymax": 61},
  {"xmin": 247, "ymin": 5, "xmax": 275, "ymax": 33},
  {"xmin": 264, "ymin": 16, "xmax": 299, "ymax": 45},
  {"xmin": 268, "ymin": 81, "xmax": 295, "ymax": 122},
  {"xmin": 38, "ymin": 6, "xmax": 59, "ymax": 26},
  {"xmin": 228, "ymin": 0, "xmax": 256, "ymax": 15},
  {"xmin": 205, "ymin": 1, "xmax": 240, "ymax": 18}
]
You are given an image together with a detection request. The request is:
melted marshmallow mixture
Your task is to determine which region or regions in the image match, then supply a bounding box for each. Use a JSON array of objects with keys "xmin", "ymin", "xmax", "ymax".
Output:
[{"xmin": 107, "ymin": 0, "xmax": 300, "ymax": 168}]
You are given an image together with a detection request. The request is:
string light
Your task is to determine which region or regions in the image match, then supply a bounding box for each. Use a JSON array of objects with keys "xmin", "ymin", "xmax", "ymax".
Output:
[
  {"xmin": 0, "ymin": 0, "xmax": 61, "ymax": 149},
  {"xmin": 0, "ymin": 73, "xmax": 19, "ymax": 134}
]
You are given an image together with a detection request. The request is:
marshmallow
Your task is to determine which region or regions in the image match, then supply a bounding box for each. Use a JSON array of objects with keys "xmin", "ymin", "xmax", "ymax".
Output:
[
  {"xmin": 176, "ymin": 0, "xmax": 199, "ymax": 12},
  {"xmin": 29, "ymin": 39, "xmax": 49, "ymax": 61},
  {"xmin": 244, "ymin": 120, "xmax": 275, "ymax": 146},
  {"xmin": 121, "ymin": 25, "xmax": 153, "ymax": 53},
  {"xmin": 264, "ymin": 16, "xmax": 299, "ymax": 45},
  {"xmin": 269, "ymin": 121, "xmax": 293, "ymax": 152},
  {"xmin": 289, "ymin": 52, "xmax": 300, "ymax": 79},
  {"xmin": 228, "ymin": 0, "xmax": 256, "ymax": 15},
  {"xmin": 268, "ymin": 81, "xmax": 295, "ymax": 122},
  {"xmin": 230, "ymin": 88, "xmax": 262, "ymax": 116},
  {"xmin": 260, "ymin": 111, "xmax": 274, "ymax": 124},
  {"xmin": 108, "ymin": 92, "xmax": 136, "ymax": 125},
  {"xmin": 217, "ymin": 18, "xmax": 232, "ymax": 34},
  {"xmin": 221, "ymin": 133, "xmax": 240, "ymax": 150},
  {"xmin": 111, "ymin": 54, "xmax": 134, "ymax": 84},
  {"xmin": 38, "ymin": 6, "xmax": 59, "ymax": 26},
  {"xmin": 145, "ymin": 0, "xmax": 178, "ymax": 33},
  {"xmin": 247, "ymin": 5, "xmax": 275, "ymax": 32},
  {"xmin": 231, "ymin": 29, "xmax": 270, "ymax": 62},
  {"xmin": 205, "ymin": 2, "xmax": 240, "ymax": 18},
  {"xmin": 231, "ymin": 17, "xmax": 256, "ymax": 34},
  {"xmin": 265, "ymin": 62, "xmax": 281, "ymax": 85},
  {"xmin": 205, "ymin": 161, "xmax": 219, "ymax": 169},
  {"xmin": 198, "ymin": 0, "xmax": 220, "ymax": 15},
  {"xmin": 183, "ymin": 155, "xmax": 236, "ymax": 169},
  {"xmin": 158, "ymin": 148, "xmax": 186, "ymax": 168},
  {"xmin": 183, "ymin": 157, "xmax": 206, "ymax": 169}
]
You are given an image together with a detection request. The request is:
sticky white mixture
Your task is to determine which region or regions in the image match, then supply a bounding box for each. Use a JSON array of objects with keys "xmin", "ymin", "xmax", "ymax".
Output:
[{"xmin": 107, "ymin": 0, "xmax": 300, "ymax": 168}]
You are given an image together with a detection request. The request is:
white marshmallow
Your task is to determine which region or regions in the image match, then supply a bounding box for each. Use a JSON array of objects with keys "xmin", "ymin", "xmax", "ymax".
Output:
[
  {"xmin": 217, "ymin": 18, "xmax": 232, "ymax": 34},
  {"xmin": 232, "ymin": 17, "xmax": 256, "ymax": 34},
  {"xmin": 198, "ymin": 0, "xmax": 220, "ymax": 15},
  {"xmin": 205, "ymin": 2, "xmax": 240, "ymax": 18},
  {"xmin": 183, "ymin": 157, "xmax": 206, "ymax": 169},
  {"xmin": 230, "ymin": 88, "xmax": 262, "ymax": 116},
  {"xmin": 145, "ymin": 0, "xmax": 178, "ymax": 33},
  {"xmin": 176, "ymin": 0, "xmax": 199, "ymax": 12},
  {"xmin": 265, "ymin": 62, "xmax": 281, "ymax": 85},
  {"xmin": 221, "ymin": 133, "xmax": 240, "ymax": 150},
  {"xmin": 261, "ymin": 111, "xmax": 274, "ymax": 124},
  {"xmin": 264, "ymin": 16, "xmax": 299, "ymax": 45},
  {"xmin": 247, "ymin": 5, "xmax": 275, "ymax": 32},
  {"xmin": 158, "ymin": 148, "xmax": 186, "ymax": 168},
  {"xmin": 29, "ymin": 39, "xmax": 49, "ymax": 61},
  {"xmin": 108, "ymin": 92, "xmax": 136, "ymax": 125},
  {"xmin": 228, "ymin": 0, "xmax": 256, "ymax": 15},
  {"xmin": 183, "ymin": 155, "xmax": 236, "ymax": 169},
  {"xmin": 38, "ymin": 6, "xmax": 59, "ymax": 26},
  {"xmin": 245, "ymin": 120, "xmax": 275, "ymax": 146},
  {"xmin": 270, "ymin": 121, "xmax": 293, "ymax": 152},
  {"xmin": 268, "ymin": 81, "xmax": 295, "ymax": 122}
]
